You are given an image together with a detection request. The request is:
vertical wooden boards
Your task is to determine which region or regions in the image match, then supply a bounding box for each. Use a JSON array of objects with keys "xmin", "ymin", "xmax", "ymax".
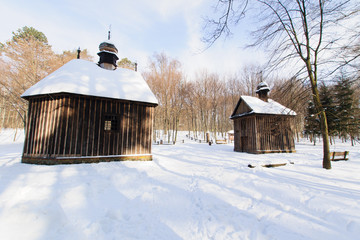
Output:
[
  {"xmin": 119, "ymin": 102, "xmax": 124, "ymax": 155},
  {"xmin": 22, "ymin": 94, "xmax": 156, "ymax": 163},
  {"xmin": 232, "ymin": 114, "xmax": 296, "ymax": 154},
  {"xmin": 63, "ymin": 97, "xmax": 71, "ymax": 156}
]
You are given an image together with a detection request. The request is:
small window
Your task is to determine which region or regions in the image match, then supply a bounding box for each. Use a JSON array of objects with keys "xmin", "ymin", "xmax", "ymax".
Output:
[{"xmin": 104, "ymin": 115, "xmax": 119, "ymax": 131}]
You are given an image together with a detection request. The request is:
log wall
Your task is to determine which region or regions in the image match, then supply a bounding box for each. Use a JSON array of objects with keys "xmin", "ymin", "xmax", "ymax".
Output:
[{"xmin": 22, "ymin": 94, "xmax": 156, "ymax": 164}]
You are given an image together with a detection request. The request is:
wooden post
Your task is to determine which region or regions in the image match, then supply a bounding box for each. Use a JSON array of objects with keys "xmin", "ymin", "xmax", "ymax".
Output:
[{"xmin": 206, "ymin": 132, "xmax": 210, "ymax": 143}]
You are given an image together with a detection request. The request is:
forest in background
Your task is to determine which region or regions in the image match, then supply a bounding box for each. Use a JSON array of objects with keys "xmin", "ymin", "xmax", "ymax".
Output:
[
  {"xmin": 0, "ymin": 26, "xmax": 359, "ymax": 144},
  {"xmin": 143, "ymin": 53, "xmax": 360, "ymax": 145}
]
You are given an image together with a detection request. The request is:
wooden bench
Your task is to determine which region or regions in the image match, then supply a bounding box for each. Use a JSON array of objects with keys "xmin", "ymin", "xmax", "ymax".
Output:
[
  {"xmin": 216, "ymin": 139, "xmax": 227, "ymax": 144},
  {"xmin": 330, "ymin": 151, "xmax": 349, "ymax": 161}
]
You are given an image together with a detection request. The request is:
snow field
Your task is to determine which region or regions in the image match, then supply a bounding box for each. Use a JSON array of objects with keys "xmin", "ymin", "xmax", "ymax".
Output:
[{"xmin": 0, "ymin": 129, "xmax": 359, "ymax": 240}]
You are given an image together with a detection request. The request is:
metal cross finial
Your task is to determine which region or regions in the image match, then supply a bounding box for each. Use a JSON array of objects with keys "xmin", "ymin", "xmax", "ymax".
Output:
[
  {"xmin": 77, "ymin": 47, "xmax": 81, "ymax": 59},
  {"xmin": 108, "ymin": 25, "xmax": 112, "ymax": 40}
]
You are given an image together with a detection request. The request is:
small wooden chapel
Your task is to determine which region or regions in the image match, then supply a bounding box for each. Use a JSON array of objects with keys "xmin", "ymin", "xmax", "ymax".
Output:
[
  {"xmin": 230, "ymin": 82, "xmax": 296, "ymax": 154},
  {"xmin": 21, "ymin": 38, "xmax": 158, "ymax": 164}
]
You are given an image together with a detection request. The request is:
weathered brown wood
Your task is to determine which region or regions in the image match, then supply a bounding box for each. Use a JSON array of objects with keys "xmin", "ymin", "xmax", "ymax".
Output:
[
  {"xmin": 45, "ymin": 98, "xmax": 52, "ymax": 156},
  {"xmin": 135, "ymin": 104, "xmax": 139, "ymax": 154},
  {"xmin": 234, "ymin": 100, "xmax": 251, "ymax": 116},
  {"xmin": 119, "ymin": 102, "xmax": 124, "ymax": 155},
  {"xmin": 63, "ymin": 97, "xmax": 71, "ymax": 155},
  {"xmin": 97, "ymin": 99, "xmax": 103, "ymax": 156},
  {"xmin": 93, "ymin": 98, "xmax": 100, "ymax": 156},
  {"xmin": 91, "ymin": 99, "xmax": 97, "ymax": 156},
  {"xmin": 36, "ymin": 99, "xmax": 44, "ymax": 155},
  {"xmin": 149, "ymin": 107, "xmax": 153, "ymax": 154},
  {"xmin": 129, "ymin": 103, "xmax": 134, "ymax": 155},
  {"xmin": 233, "ymin": 114, "xmax": 295, "ymax": 154},
  {"xmin": 49, "ymin": 98, "xmax": 57, "ymax": 157},
  {"xmin": 34, "ymin": 99, "xmax": 42, "ymax": 155},
  {"xmin": 25, "ymin": 100, "xmax": 34, "ymax": 156},
  {"xmin": 115, "ymin": 101, "xmax": 120, "ymax": 155},
  {"xmin": 140, "ymin": 105, "xmax": 145, "ymax": 154},
  {"xmin": 331, "ymin": 151, "xmax": 349, "ymax": 161},
  {"xmin": 112, "ymin": 100, "xmax": 117, "ymax": 155},
  {"xmin": 28, "ymin": 100, "xmax": 36, "ymax": 156},
  {"xmin": 22, "ymin": 154, "xmax": 153, "ymax": 165},
  {"xmin": 216, "ymin": 139, "xmax": 227, "ymax": 144},
  {"xmin": 125, "ymin": 103, "xmax": 131, "ymax": 155},
  {"xmin": 53, "ymin": 98, "xmax": 60, "ymax": 156},
  {"xmin": 41, "ymin": 98, "xmax": 48, "ymax": 155},
  {"xmin": 147, "ymin": 107, "xmax": 151, "ymax": 153},
  {"xmin": 68, "ymin": 97, "xmax": 75, "ymax": 156},
  {"xmin": 61, "ymin": 97, "xmax": 67, "ymax": 155},
  {"xmin": 22, "ymin": 93, "xmax": 156, "ymax": 164}
]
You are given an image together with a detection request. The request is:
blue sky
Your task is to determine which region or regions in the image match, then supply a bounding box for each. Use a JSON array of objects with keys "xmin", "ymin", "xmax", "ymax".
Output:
[{"xmin": 0, "ymin": 0, "xmax": 265, "ymax": 77}]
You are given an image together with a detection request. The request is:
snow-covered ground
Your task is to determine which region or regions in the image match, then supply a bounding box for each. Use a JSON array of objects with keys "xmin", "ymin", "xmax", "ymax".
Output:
[{"xmin": 0, "ymin": 129, "xmax": 359, "ymax": 240}]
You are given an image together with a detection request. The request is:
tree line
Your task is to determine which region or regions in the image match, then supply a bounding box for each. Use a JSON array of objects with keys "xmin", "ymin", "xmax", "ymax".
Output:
[
  {"xmin": 1, "ymin": 26, "xmax": 359, "ymax": 153},
  {"xmin": 143, "ymin": 53, "xmax": 316, "ymax": 143},
  {"xmin": 305, "ymin": 75, "xmax": 360, "ymax": 146}
]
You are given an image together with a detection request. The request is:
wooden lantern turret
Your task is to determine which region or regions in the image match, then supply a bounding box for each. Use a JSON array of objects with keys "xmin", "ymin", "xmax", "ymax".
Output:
[
  {"xmin": 97, "ymin": 33, "xmax": 119, "ymax": 70},
  {"xmin": 256, "ymin": 82, "xmax": 270, "ymax": 102}
]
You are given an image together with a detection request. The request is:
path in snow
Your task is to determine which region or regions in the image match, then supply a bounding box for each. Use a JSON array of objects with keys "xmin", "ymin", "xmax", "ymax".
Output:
[{"xmin": 0, "ymin": 129, "xmax": 359, "ymax": 240}]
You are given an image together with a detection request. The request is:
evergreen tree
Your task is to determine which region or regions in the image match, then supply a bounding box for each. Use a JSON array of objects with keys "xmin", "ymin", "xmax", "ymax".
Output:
[
  {"xmin": 334, "ymin": 75, "xmax": 359, "ymax": 145},
  {"xmin": 118, "ymin": 58, "xmax": 136, "ymax": 70},
  {"xmin": 11, "ymin": 26, "xmax": 48, "ymax": 43},
  {"xmin": 304, "ymin": 101, "xmax": 321, "ymax": 145},
  {"xmin": 319, "ymin": 83, "xmax": 337, "ymax": 139}
]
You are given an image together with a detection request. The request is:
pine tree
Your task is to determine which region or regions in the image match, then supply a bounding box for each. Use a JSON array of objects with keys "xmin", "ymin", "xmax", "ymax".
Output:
[
  {"xmin": 334, "ymin": 75, "xmax": 359, "ymax": 145},
  {"xmin": 319, "ymin": 83, "xmax": 337, "ymax": 142},
  {"xmin": 304, "ymin": 101, "xmax": 321, "ymax": 145},
  {"xmin": 12, "ymin": 26, "xmax": 48, "ymax": 43},
  {"xmin": 118, "ymin": 58, "xmax": 136, "ymax": 70}
]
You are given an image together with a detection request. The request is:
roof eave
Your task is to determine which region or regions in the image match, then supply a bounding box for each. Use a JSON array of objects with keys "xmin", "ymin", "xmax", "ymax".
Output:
[
  {"xmin": 21, "ymin": 92, "xmax": 159, "ymax": 106},
  {"xmin": 230, "ymin": 112, "xmax": 296, "ymax": 119}
]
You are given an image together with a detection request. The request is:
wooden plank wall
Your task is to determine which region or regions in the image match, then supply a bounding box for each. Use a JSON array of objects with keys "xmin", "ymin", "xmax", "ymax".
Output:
[
  {"xmin": 255, "ymin": 115, "xmax": 295, "ymax": 152},
  {"xmin": 23, "ymin": 95, "xmax": 155, "ymax": 158},
  {"xmin": 232, "ymin": 115, "xmax": 295, "ymax": 153},
  {"xmin": 233, "ymin": 116, "xmax": 257, "ymax": 152},
  {"xmin": 234, "ymin": 99, "xmax": 251, "ymax": 116}
]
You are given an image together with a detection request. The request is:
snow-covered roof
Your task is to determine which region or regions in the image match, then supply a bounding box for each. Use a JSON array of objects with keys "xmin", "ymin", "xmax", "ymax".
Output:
[
  {"xmin": 231, "ymin": 95, "xmax": 296, "ymax": 118},
  {"xmin": 21, "ymin": 59, "xmax": 158, "ymax": 105},
  {"xmin": 256, "ymin": 81, "xmax": 270, "ymax": 93}
]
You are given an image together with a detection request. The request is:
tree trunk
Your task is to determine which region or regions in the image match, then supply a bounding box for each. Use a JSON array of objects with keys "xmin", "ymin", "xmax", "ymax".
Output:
[
  {"xmin": 319, "ymin": 110, "xmax": 331, "ymax": 169},
  {"xmin": 306, "ymin": 53, "xmax": 331, "ymax": 169},
  {"xmin": 310, "ymin": 82, "xmax": 331, "ymax": 169}
]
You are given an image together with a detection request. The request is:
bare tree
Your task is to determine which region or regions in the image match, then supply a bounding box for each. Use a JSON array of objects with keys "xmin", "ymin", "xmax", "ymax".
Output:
[
  {"xmin": 0, "ymin": 37, "xmax": 54, "ymax": 128},
  {"xmin": 205, "ymin": 0, "xmax": 360, "ymax": 169},
  {"xmin": 241, "ymin": 64, "xmax": 264, "ymax": 96},
  {"xmin": 271, "ymin": 77, "xmax": 310, "ymax": 141},
  {"xmin": 143, "ymin": 53, "xmax": 185, "ymax": 143},
  {"xmin": 0, "ymin": 27, "xmax": 93, "ymax": 130}
]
